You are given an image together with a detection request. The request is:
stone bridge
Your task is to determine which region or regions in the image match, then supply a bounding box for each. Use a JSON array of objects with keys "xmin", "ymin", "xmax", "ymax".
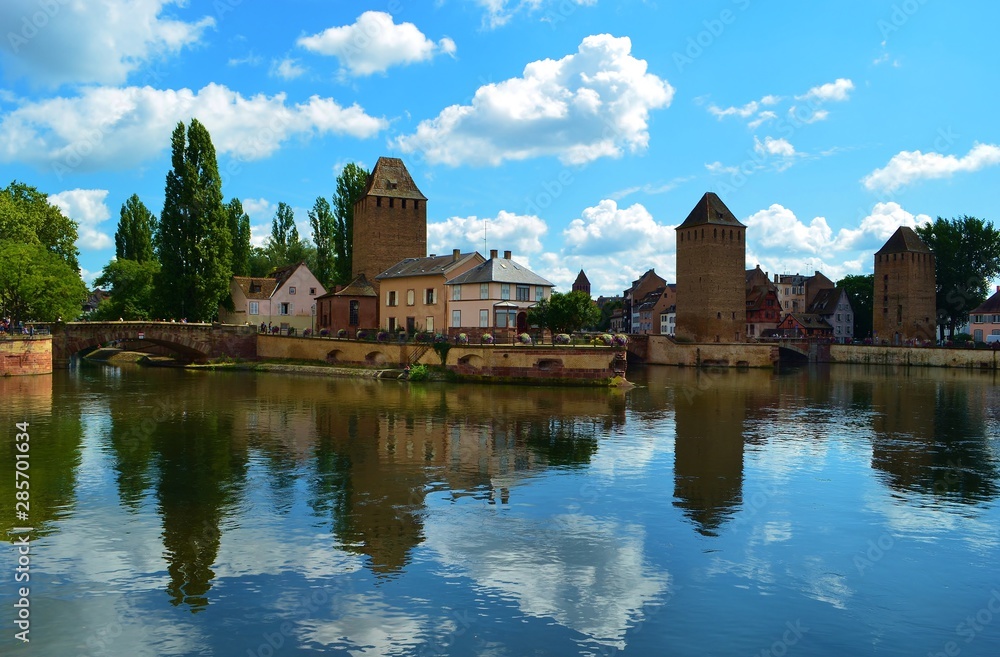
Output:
[{"xmin": 49, "ymin": 322, "xmax": 257, "ymax": 367}]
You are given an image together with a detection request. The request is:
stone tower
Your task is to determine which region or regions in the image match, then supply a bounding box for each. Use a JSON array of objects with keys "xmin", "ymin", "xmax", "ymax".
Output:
[
  {"xmin": 675, "ymin": 192, "xmax": 746, "ymax": 343},
  {"xmin": 572, "ymin": 270, "xmax": 591, "ymax": 297},
  {"xmin": 352, "ymin": 157, "xmax": 427, "ymax": 285},
  {"xmin": 873, "ymin": 226, "xmax": 936, "ymax": 343}
]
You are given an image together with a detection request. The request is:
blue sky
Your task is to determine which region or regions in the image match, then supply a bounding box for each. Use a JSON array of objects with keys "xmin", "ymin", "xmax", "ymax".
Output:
[{"xmin": 1, "ymin": 0, "xmax": 998, "ymax": 297}]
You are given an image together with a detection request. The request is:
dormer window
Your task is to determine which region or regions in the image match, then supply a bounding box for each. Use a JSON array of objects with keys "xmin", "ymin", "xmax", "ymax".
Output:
[
  {"xmin": 288, "ymin": 287, "xmax": 296, "ymax": 295},
  {"xmin": 249, "ymin": 282, "xmax": 261, "ymax": 293}
]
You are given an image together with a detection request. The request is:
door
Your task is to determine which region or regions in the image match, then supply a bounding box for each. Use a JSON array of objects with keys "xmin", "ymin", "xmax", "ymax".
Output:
[{"xmin": 516, "ymin": 311, "xmax": 528, "ymax": 333}]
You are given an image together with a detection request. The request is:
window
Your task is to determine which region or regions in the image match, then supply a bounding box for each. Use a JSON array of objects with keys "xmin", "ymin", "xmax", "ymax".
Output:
[
  {"xmin": 837, "ymin": 313, "xmax": 842, "ymax": 321},
  {"xmin": 376, "ymin": 197, "xmax": 382, "ymax": 207},
  {"xmin": 279, "ymin": 302, "xmax": 290, "ymax": 315},
  {"xmin": 452, "ymin": 310, "xmax": 461, "ymax": 327},
  {"xmin": 452, "ymin": 285, "xmax": 461, "ymax": 301},
  {"xmin": 388, "ymin": 317, "xmax": 396, "ymax": 332},
  {"xmin": 309, "ymin": 288, "xmax": 316, "ymax": 295},
  {"xmin": 387, "ymin": 290, "xmax": 398, "ymax": 307},
  {"xmin": 426, "ymin": 317, "xmax": 434, "ymax": 332},
  {"xmin": 406, "ymin": 289, "xmax": 415, "ymax": 306},
  {"xmin": 480, "ymin": 309, "xmax": 489, "ymax": 327},
  {"xmin": 536, "ymin": 286, "xmax": 545, "ymax": 301},
  {"xmin": 288, "ymin": 287, "xmax": 296, "ymax": 295},
  {"xmin": 480, "ymin": 283, "xmax": 489, "ymax": 299},
  {"xmin": 349, "ymin": 300, "xmax": 359, "ymax": 326},
  {"xmin": 495, "ymin": 309, "xmax": 516, "ymax": 327},
  {"xmin": 249, "ymin": 282, "xmax": 261, "ymax": 293},
  {"xmin": 249, "ymin": 301, "xmax": 259, "ymax": 315},
  {"xmin": 516, "ymin": 285, "xmax": 530, "ymax": 301},
  {"xmin": 501, "ymin": 284, "xmax": 510, "ymax": 300},
  {"xmin": 425, "ymin": 288, "xmax": 436, "ymax": 304}
]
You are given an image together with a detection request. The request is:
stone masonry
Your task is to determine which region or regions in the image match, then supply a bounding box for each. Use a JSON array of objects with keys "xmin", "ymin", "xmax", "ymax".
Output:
[{"xmin": 873, "ymin": 226, "xmax": 936, "ymax": 343}]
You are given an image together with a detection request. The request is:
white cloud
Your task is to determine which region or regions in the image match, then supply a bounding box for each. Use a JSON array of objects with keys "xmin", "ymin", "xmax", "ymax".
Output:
[
  {"xmin": 835, "ymin": 201, "xmax": 932, "ymax": 250},
  {"xmin": 228, "ymin": 52, "xmax": 263, "ymax": 67},
  {"xmin": 428, "ymin": 211, "xmax": 548, "ymax": 256},
  {"xmin": 708, "ymin": 100, "xmax": 759, "ymax": 120},
  {"xmin": 270, "ymin": 57, "xmax": 306, "ymax": 80},
  {"xmin": 861, "ymin": 143, "xmax": 1000, "ymax": 194},
  {"xmin": 0, "ymin": 0, "xmax": 214, "ymax": 87},
  {"xmin": 298, "ymin": 11, "xmax": 456, "ymax": 77},
  {"xmin": 0, "ymin": 83, "xmax": 387, "ymax": 172},
  {"xmin": 48, "ymin": 189, "xmax": 113, "ymax": 251},
  {"xmin": 754, "ymin": 136, "xmax": 796, "ymax": 157},
  {"xmin": 395, "ymin": 34, "xmax": 672, "ymax": 166},
  {"xmin": 470, "ymin": 0, "xmax": 598, "ymax": 29},
  {"xmin": 796, "ymin": 78, "xmax": 854, "ymax": 103},
  {"xmin": 747, "ymin": 111, "xmax": 777, "ymax": 130},
  {"xmin": 745, "ymin": 204, "xmax": 834, "ymax": 256},
  {"xmin": 241, "ymin": 198, "xmax": 276, "ymax": 248},
  {"xmin": 610, "ymin": 176, "xmax": 693, "ymax": 200}
]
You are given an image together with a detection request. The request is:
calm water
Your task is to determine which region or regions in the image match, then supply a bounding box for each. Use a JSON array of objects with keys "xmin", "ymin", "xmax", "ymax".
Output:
[{"xmin": 2, "ymin": 364, "xmax": 1000, "ymax": 656}]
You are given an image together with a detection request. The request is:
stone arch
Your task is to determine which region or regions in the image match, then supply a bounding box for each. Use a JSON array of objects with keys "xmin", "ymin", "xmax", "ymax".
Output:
[
  {"xmin": 327, "ymin": 349, "xmax": 342, "ymax": 363},
  {"xmin": 458, "ymin": 354, "xmax": 483, "ymax": 367},
  {"xmin": 535, "ymin": 358, "xmax": 563, "ymax": 371},
  {"xmin": 365, "ymin": 351, "xmax": 386, "ymax": 364}
]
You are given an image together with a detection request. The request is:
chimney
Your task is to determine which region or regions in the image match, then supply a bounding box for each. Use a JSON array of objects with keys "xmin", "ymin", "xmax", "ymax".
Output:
[
  {"xmin": 453, "ymin": 248, "xmax": 461, "ymax": 262},
  {"xmin": 503, "ymin": 250, "xmax": 512, "ymax": 259},
  {"xmin": 490, "ymin": 249, "xmax": 498, "ymax": 259}
]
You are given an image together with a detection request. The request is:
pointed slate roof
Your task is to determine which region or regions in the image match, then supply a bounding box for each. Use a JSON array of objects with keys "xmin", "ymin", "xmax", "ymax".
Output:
[
  {"xmin": 677, "ymin": 192, "xmax": 745, "ymax": 229},
  {"xmin": 573, "ymin": 269, "xmax": 590, "ymax": 287},
  {"xmin": 362, "ymin": 157, "xmax": 427, "ymax": 201},
  {"xmin": 875, "ymin": 226, "xmax": 932, "ymax": 255}
]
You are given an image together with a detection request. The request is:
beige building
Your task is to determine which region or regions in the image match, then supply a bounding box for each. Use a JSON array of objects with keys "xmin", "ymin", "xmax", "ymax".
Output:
[
  {"xmin": 220, "ymin": 262, "xmax": 325, "ymax": 332},
  {"xmin": 873, "ymin": 226, "xmax": 936, "ymax": 344},
  {"xmin": 444, "ymin": 249, "xmax": 554, "ymax": 337},
  {"xmin": 375, "ymin": 250, "xmax": 485, "ymax": 334}
]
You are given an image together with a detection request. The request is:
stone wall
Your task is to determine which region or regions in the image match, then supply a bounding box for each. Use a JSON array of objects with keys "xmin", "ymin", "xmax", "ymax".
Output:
[
  {"xmin": 1, "ymin": 337, "xmax": 52, "ymax": 375},
  {"xmin": 675, "ymin": 225, "xmax": 746, "ymax": 343},
  {"xmin": 830, "ymin": 344, "xmax": 998, "ymax": 369},
  {"xmin": 874, "ymin": 249, "xmax": 936, "ymax": 342},
  {"xmin": 351, "ymin": 194, "xmax": 427, "ymax": 283},
  {"xmin": 637, "ymin": 335, "xmax": 776, "ymax": 367}
]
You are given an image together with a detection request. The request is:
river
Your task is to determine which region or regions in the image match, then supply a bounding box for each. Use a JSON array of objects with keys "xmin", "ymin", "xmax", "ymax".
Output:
[{"xmin": 1, "ymin": 364, "xmax": 999, "ymax": 656}]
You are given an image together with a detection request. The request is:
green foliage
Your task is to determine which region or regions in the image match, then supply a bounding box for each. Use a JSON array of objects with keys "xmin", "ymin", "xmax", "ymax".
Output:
[
  {"xmin": 407, "ymin": 364, "xmax": 429, "ymax": 381},
  {"xmin": 226, "ymin": 198, "xmax": 252, "ymax": 276},
  {"xmin": 93, "ymin": 258, "xmax": 160, "ymax": 320},
  {"xmin": 0, "ymin": 180, "xmax": 80, "ymax": 271},
  {"xmin": 916, "ymin": 216, "xmax": 1000, "ymax": 337},
  {"xmin": 332, "ymin": 163, "xmax": 369, "ymax": 285},
  {"xmin": 309, "ymin": 196, "xmax": 336, "ymax": 289},
  {"xmin": 597, "ymin": 299, "xmax": 623, "ymax": 331},
  {"xmin": 154, "ymin": 119, "xmax": 232, "ymax": 321},
  {"xmin": 115, "ymin": 194, "xmax": 155, "ymax": 263},
  {"xmin": 528, "ymin": 290, "xmax": 601, "ymax": 334},
  {"xmin": 432, "ymin": 341, "xmax": 451, "ymax": 364},
  {"xmin": 268, "ymin": 202, "xmax": 298, "ymax": 264},
  {"xmin": 0, "ymin": 241, "xmax": 87, "ymax": 324},
  {"xmin": 837, "ymin": 273, "xmax": 874, "ymax": 340}
]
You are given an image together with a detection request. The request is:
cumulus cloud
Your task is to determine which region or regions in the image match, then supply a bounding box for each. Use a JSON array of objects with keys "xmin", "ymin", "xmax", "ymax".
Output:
[
  {"xmin": 48, "ymin": 189, "xmax": 113, "ymax": 251},
  {"xmin": 469, "ymin": 0, "xmax": 598, "ymax": 29},
  {"xmin": 428, "ymin": 211, "xmax": 547, "ymax": 256},
  {"xmin": 395, "ymin": 34, "xmax": 672, "ymax": 166},
  {"xmin": 298, "ymin": 11, "xmax": 456, "ymax": 77},
  {"xmin": 796, "ymin": 78, "xmax": 854, "ymax": 103},
  {"xmin": 0, "ymin": 0, "xmax": 213, "ymax": 87},
  {"xmin": 270, "ymin": 57, "xmax": 306, "ymax": 80},
  {"xmin": 861, "ymin": 143, "xmax": 1000, "ymax": 194},
  {"xmin": 0, "ymin": 83, "xmax": 387, "ymax": 172},
  {"xmin": 754, "ymin": 136, "xmax": 796, "ymax": 157},
  {"xmin": 242, "ymin": 198, "xmax": 276, "ymax": 248}
]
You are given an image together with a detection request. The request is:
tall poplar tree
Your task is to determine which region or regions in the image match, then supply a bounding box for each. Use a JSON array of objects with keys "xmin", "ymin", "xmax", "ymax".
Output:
[
  {"xmin": 226, "ymin": 198, "xmax": 252, "ymax": 276},
  {"xmin": 115, "ymin": 194, "xmax": 156, "ymax": 262},
  {"xmin": 268, "ymin": 202, "xmax": 298, "ymax": 266},
  {"xmin": 309, "ymin": 196, "xmax": 336, "ymax": 288},
  {"xmin": 332, "ymin": 163, "xmax": 368, "ymax": 285},
  {"xmin": 155, "ymin": 119, "xmax": 231, "ymax": 321}
]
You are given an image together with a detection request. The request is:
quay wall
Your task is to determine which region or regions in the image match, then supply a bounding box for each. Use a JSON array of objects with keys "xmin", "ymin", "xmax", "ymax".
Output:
[
  {"xmin": 0, "ymin": 337, "xmax": 52, "ymax": 376},
  {"xmin": 829, "ymin": 344, "xmax": 998, "ymax": 369},
  {"xmin": 641, "ymin": 335, "xmax": 777, "ymax": 367}
]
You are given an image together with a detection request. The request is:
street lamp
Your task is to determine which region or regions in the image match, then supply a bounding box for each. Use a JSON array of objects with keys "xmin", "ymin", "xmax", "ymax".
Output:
[{"xmin": 311, "ymin": 303, "xmax": 316, "ymax": 336}]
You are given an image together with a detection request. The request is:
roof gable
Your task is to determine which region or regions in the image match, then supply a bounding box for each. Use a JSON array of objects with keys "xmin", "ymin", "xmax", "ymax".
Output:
[
  {"xmin": 677, "ymin": 192, "xmax": 745, "ymax": 229},
  {"xmin": 375, "ymin": 252, "xmax": 482, "ymax": 280},
  {"xmin": 363, "ymin": 157, "xmax": 426, "ymax": 201},
  {"xmin": 875, "ymin": 226, "xmax": 932, "ymax": 255},
  {"xmin": 971, "ymin": 288, "xmax": 1000, "ymax": 315},
  {"xmin": 445, "ymin": 256, "xmax": 554, "ymax": 287}
]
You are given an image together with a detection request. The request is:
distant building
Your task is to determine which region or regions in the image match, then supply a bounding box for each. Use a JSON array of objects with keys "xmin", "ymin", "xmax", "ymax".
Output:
[
  {"xmin": 622, "ymin": 269, "xmax": 666, "ymax": 334},
  {"xmin": 969, "ymin": 286, "xmax": 1000, "ymax": 342},
  {"xmin": 315, "ymin": 274, "xmax": 378, "ymax": 334},
  {"xmin": 659, "ymin": 305, "xmax": 676, "ymax": 336},
  {"xmin": 444, "ymin": 249, "xmax": 554, "ymax": 337},
  {"xmin": 745, "ymin": 281, "xmax": 781, "ymax": 341},
  {"xmin": 873, "ymin": 226, "xmax": 936, "ymax": 343},
  {"xmin": 807, "ymin": 287, "xmax": 855, "ymax": 343},
  {"xmin": 773, "ymin": 271, "xmax": 834, "ymax": 314},
  {"xmin": 375, "ymin": 249, "xmax": 484, "ymax": 334},
  {"xmin": 220, "ymin": 262, "xmax": 325, "ymax": 331},
  {"xmin": 776, "ymin": 313, "xmax": 833, "ymax": 338},
  {"xmin": 572, "ymin": 270, "xmax": 592, "ymax": 297},
  {"xmin": 675, "ymin": 192, "xmax": 746, "ymax": 343},
  {"xmin": 83, "ymin": 288, "xmax": 110, "ymax": 315}
]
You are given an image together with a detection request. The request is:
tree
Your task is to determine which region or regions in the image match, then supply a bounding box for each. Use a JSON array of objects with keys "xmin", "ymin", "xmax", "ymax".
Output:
[
  {"xmin": 916, "ymin": 216, "xmax": 1000, "ymax": 338},
  {"xmin": 226, "ymin": 198, "xmax": 252, "ymax": 276},
  {"xmin": 0, "ymin": 241, "xmax": 87, "ymax": 325},
  {"xmin": 0, "ymin": 180, "xmax": 80, "ymax": 271},
  {"xmin": 309, "ymin": 196, "xmax": 336, "ymax": 289},
  {"xmin": 837, "ymin": 274, "xmax": 874, "ymax": 340},
  {"xmin": 268, "ymin": 202, "xmax": 298, "ymax": 265},
  {"xmin": 332, "ymin": 163, "xmax": 368, "ymax": 285},
  {"xmin": 93, "ymin": 258, "xmax": 160, "ymax": 320},
  {"xmin": 528, "ymin": 290, "xmax": 601, "ymax": 335},
  {"xmin": 154, "ymin": 119, "xmax": 232, "ymax": 321},
  {"xmin": 597, "ymin": 299, "xmax": 623, "ymax": 332},
  {"xmin": 115, "ymin": 194, "xmax": 156, "ymax": 263}
]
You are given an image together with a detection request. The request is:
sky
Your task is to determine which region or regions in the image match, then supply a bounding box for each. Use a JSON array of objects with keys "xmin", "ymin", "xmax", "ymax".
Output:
[{"xmin": 1, "ymin": 0, "xmax": 998, "ymax": 297}]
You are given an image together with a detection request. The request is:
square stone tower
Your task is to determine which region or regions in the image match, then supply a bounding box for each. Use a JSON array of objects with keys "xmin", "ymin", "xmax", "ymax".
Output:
[
  {"xmin": 352, "ymin": 157, "xmax": 427, "ymax": 285},
  {"xmin": 675, "ymin": 193, "xmax": 746, "ymax": 343},
  {"xmin": 873, "ymin": 226, "xmax": 936, "ymax": 343}
]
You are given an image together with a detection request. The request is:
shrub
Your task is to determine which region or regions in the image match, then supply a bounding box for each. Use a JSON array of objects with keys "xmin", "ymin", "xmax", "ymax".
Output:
[
  {"xmin": 319, "ymin": 328, "xmax": 330, "ymax": 337},
  {"xmin": 482, "ymin": 333, "xmax": 494, "ymax": 344},
  {"xmin": 407, "ymin": 364, "xmax": 429, "ymax": 381},
  {"xmin": 593, "ymin": 333, "xmax": 613, "ymax": 346},
  {"xmin": 554, "ymin": 333, "xmax": 571, "ymax": 345},
  {"xmin": 337, "ymin": 328, "xmax": 347, "ymax": 338},
  {"xmin": 518, "ymin": 332, "xmax": 532, "ymax": 345},
  {"xmin": 457, "ymin": 333, "xmax": 469, "ymax": 345},
  {"xmin": 376, "ymin": 330, "xmax": 389, "ymax": 343},
  {"xmin": 415, "ymin": 332, "xmax": 432, "ymax": 343},
  {"xmin": 612, "ymin": 333, "xmax": 629, "ymax": 347}
]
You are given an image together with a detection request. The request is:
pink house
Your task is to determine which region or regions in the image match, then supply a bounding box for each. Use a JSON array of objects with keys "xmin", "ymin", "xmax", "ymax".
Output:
[
  {"xmin": 969, "ymin": 286, "xmax": 1000, "ymax": 342},
  {"xmin": 219, "ymin": 262, "xmax": 326, "ymax": 332}
]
